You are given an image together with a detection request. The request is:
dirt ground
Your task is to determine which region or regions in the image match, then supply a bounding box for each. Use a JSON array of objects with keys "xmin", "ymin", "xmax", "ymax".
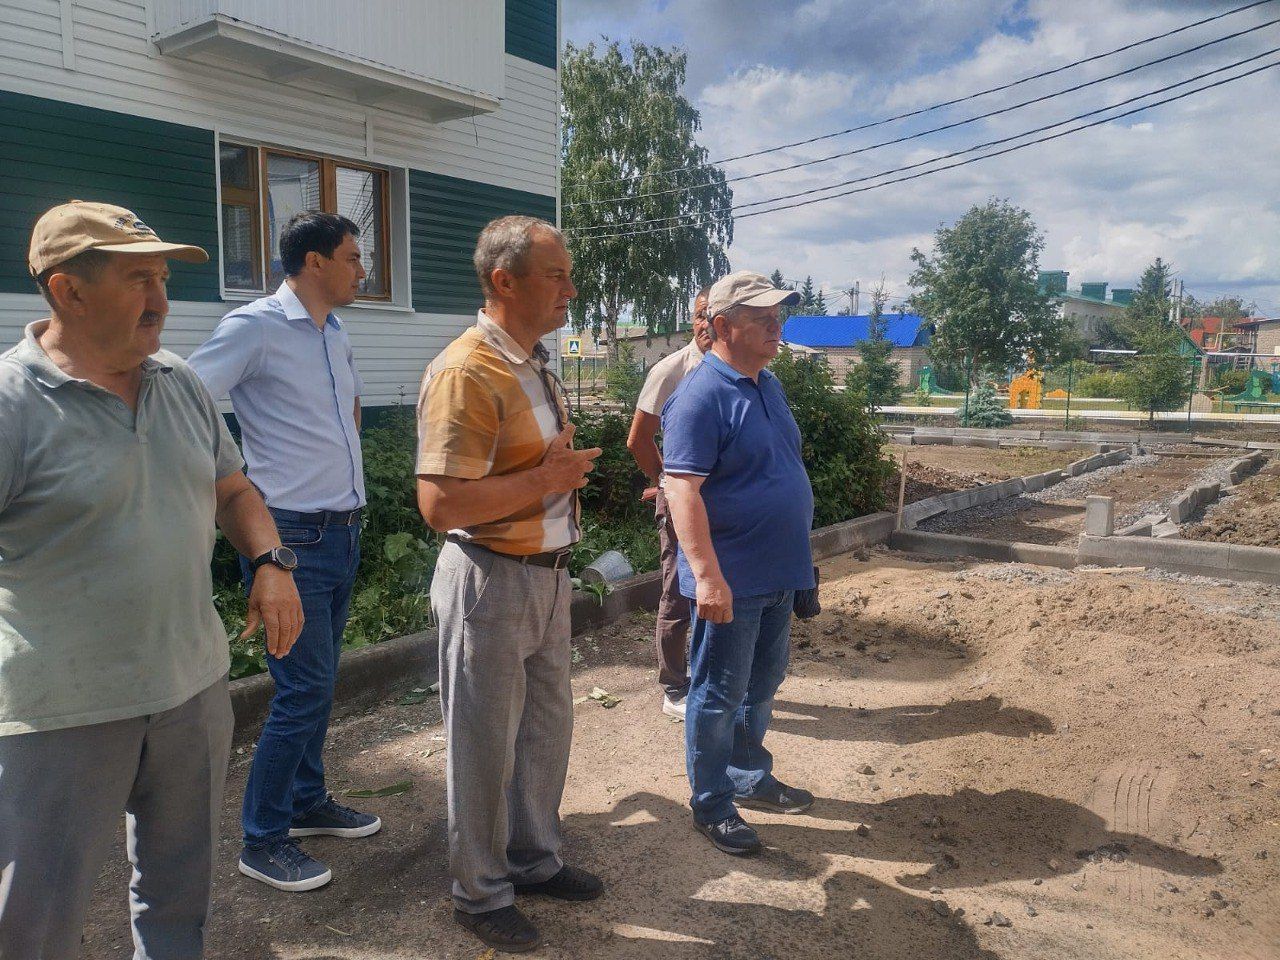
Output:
[
  {"xmin": 885, "ymin": 443, "xmax": 1091, "ymax": 506},
  {"xmin": 928, "ymin": 454, "xmax": 1222, "ymax": 545},
  {"xmin": 82, "ymin": 551, "xmax": 1280, "ymax": 960},
  {"xmin": 1186, "ymin": 459, "xmax": 1280, "ymax": 547}
]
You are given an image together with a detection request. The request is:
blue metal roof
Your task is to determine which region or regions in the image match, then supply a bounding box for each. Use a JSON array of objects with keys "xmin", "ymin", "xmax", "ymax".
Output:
[{"xmin": 782, "ymin": 313, "xmax": 930, "ymax": 349}]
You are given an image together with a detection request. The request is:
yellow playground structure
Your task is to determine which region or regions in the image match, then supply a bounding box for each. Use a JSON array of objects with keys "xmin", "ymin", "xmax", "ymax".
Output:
[{"xmin": 1008, "ymin": 369, "xmax": 1043, "ymax": 409}]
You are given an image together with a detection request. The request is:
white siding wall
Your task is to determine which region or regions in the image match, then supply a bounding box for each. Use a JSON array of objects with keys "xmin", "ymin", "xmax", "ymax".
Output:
[
  {"xmin": 0, "ymin": 0, "xmax": 559, "ymax": 406},
  {"xmin": 0, "ymin": 0, "xmax": 556, "ymax": 195}
]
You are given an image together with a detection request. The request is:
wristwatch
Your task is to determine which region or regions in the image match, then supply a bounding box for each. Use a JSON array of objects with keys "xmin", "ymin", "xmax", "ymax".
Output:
[{"xmin": 251, "ymin": 546, "xmax": 299, "ymax": 572}]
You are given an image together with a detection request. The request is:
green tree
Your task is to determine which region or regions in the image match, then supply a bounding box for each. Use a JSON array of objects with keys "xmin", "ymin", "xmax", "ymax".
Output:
[
  {"xmin": 814, "ymin": 289, "xmax": 828, "ymax": 315},
  {"xmin": 909, "ymin": 199, "xmax": 1067, "ymax": 383},
  {"xmin": 847, "ymin": 279, "xmax": 902, "ymax": 410},
  {"xmin": 1200, "ymin": 295, "xmax": 1254, "ymax": 323},
  {"xmin": 798, "ymin": 276, "xmax": 817, "ymax": 312},
  {"xmin": 1119, "ymin": 259, "xmax": 1191, "ymax": 420},
  {"xmin": 562, "ymin": 41, "xmax": 732, "ymax": 358},
  {"xmin": 769, "ymin": 347, "xmax": 893, "ymax": 526},
  {"xmin": 960, "ymin": 380, "xmax": 1014, "ymax": 427}
]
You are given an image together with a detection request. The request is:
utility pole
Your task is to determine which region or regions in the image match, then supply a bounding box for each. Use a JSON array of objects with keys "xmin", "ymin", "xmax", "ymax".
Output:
[{"xmin": 850, "ymin": 281, "xmax": 860, "ymax": 316}]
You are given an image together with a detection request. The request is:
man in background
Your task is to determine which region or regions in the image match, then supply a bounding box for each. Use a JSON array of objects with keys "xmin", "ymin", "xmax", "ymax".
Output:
[
  {"xmin": 626, "ymin": 287, "xmax": 712, "ymax": 720},
  {"xmin": 189, "ymin": 211, "xmax": 377, "ymax": 893}
]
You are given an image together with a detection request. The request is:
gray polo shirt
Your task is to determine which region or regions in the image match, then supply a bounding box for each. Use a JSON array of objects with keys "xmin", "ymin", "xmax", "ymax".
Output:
[{"xmin": 0, "ymin": 321, "xmax": 245, "ymax": 736}]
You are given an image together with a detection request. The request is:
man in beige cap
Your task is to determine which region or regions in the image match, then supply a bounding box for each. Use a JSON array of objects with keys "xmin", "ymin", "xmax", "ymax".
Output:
[
  {"xmin": 0, "ymin": 201, "xmax": 303, "ymax": 958},
  {"xmin": 660, "ymin": 270, "xmax": 815, "ymax": 856}
]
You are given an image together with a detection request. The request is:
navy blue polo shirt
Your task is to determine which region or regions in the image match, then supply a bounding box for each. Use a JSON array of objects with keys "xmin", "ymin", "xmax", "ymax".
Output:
[{"xmin": 661, "ymin": 351, "xmax": 815, "ymax": 600}]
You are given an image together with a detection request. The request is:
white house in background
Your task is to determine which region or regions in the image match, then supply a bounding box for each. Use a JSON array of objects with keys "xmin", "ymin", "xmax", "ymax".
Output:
[
  {"xmin": 1037, "ymin": 271, "xmax": 1132, "ymax": 345},
  {"xmin": 0, "ymin": 0, "xmax": 560, "ymax": 417}
]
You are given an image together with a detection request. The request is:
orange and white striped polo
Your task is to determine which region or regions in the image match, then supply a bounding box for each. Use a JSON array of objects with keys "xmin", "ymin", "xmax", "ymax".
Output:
[{"xmin": 415, "ymin": 310, "xmax": 578, "ymax": 556}]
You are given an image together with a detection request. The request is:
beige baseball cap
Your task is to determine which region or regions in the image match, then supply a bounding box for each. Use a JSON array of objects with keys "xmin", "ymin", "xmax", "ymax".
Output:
[
  {"xmin": 28, "ymin": 200, "xmax": 209, "ymax": 277},
  {"xmin": 706, "ymin": 270, "xmax": 800, "ymax": 319}
]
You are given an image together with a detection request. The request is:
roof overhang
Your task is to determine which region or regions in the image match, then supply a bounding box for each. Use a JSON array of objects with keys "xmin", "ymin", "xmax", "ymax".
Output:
[{"xmin": 155, "ymin": 16, "xmax": 500, "ymax": 122}]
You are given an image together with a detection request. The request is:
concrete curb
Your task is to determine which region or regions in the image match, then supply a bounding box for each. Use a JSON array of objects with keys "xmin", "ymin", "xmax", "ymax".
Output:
[
  {"xmin": 888, "ymin": 530, "xmax": 1077, "ymax": 569},
  {"xmin": 228, "ymin": 512, "xmax": 899, "ymax": 737},
  {"xmin": 1078, "ymin": 535, "xmax": 1280, "ymax": 585}
]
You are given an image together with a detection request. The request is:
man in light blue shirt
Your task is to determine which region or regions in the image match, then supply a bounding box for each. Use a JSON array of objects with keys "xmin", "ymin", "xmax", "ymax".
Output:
[{"xmin": 189, "ymin": 211, "xmax": 378, "ymax": 893}]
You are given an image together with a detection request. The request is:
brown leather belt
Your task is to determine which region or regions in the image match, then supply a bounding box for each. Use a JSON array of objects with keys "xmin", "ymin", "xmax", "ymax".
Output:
[{"xmin": 446, "ymin": 534, "xmax": 573, "ymax": 570}]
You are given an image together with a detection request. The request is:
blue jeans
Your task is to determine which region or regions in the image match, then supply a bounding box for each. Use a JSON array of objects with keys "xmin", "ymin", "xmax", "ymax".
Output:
[
  {"xmin": 241, "ymin": 511, "xmax": 360, "ymax": 847},
  {"xmin": 685, "ymin": 589, "xmax": 794, "ymax": 825}
]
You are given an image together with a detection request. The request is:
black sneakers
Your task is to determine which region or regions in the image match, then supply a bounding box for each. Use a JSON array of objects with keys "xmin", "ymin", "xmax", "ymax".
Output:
[
  {"xmin": 514, "ymin": 865, "xmax": 604, "ymax": 901},
  {"xmin": 695, "ymin": 814, "xmax": 762, "ymax": 855},
  {"xmin": 454, "ymin": 905, "xmax": 542, "ymax": 953},
  {"xmin": 736, "ymin": 780, "xmax": 815, "ymax": 814}
]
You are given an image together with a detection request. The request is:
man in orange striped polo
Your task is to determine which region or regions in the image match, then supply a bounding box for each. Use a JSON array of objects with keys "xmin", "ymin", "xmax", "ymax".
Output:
[{"xmin": 416, "ymin": 216, "xmax": 603, "ymax": 953}]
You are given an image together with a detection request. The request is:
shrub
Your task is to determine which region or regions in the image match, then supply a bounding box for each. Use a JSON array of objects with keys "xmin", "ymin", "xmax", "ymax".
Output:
[
  {"xmin": 770, "ymin": 347, "xmax": 893, "ymax": 527},
  {"xmin": 603, "ymin": 344, "xmax": 647, "ymax": 407},
  {"xmin": 960, "ymin": 380, "xmax": 1013, "ymax": 427},
  {"xmin": 1215, "ymin": 368, "xmax": 1251, "ymax": 394},
  {"xmin": 1076, "ymin": 370, "xmax": 1127, "ymax": 398}
]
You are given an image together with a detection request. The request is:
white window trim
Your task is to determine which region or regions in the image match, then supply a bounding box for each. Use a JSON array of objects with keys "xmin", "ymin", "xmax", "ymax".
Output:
[{"xmin": 213, "ymin": 131, "xmax": 412, "ymax": 311}]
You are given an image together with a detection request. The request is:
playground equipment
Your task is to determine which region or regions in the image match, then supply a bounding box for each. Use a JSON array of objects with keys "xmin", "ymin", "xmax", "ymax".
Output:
[
  {"xmin": 1228, "ymin": 369, "xmax": 1274, "ymax": 404},
  {"xmin": 917, "ymin": 366, "xmax": 938, "ymax": 395},
  {"xmin": 1007, "ymin": 369, "xmax": 1043, "ymax": 409}
]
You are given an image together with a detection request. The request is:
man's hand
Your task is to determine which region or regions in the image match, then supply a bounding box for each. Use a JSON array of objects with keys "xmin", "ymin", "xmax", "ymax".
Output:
[
  {"xmin": 539, "ymin": 423, "xmax": 602, "ymax": 494},
  {"xmin": 641, "ymin": 485, "xmax": 659, "ymax": 502},
  {"xmin": 696, "ymin": 574, "xmax": 734, "ymax": 624},
  {"xmin": 241, "ymin": 567, "xmax": 304, "ymax": 658}
]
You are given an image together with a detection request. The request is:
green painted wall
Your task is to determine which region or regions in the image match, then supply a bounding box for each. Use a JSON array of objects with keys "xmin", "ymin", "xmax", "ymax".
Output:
[
  {"xmin": 506, "ymin": 0, "xmax": 557, "ymax": 70},
  {"xmin": 409, "ymin": 170, "xmax": 556, "ymax": 315},
  {"xmin": 0, "ymin": 90, "xmax": 220, "ymax": 301}
]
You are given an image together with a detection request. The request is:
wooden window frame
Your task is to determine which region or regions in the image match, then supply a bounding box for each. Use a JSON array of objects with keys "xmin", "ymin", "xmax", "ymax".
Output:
[{"xmin": 219, "ymin": 141, "xmax": 392, "ymax": 302}]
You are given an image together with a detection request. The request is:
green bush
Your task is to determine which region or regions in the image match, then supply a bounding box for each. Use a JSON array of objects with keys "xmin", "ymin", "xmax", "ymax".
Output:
[
  {"xmin": 1215, "ymin": 368, "xmax": 1251, "ymax": 394},
  {"xmin": 1075, "ymin": 370, "xmax": 1128, "ymax": 398},
  {"xmin": 960, "ymin": 380, "xmax": 1013, "ymax": 427},
  {"xmin": 771, "ymin": 347, "xmax": 893, "ymax": 527},
  {"xmin": 603, "ymin": 344, "xmax": 647, "ymax": 407}
]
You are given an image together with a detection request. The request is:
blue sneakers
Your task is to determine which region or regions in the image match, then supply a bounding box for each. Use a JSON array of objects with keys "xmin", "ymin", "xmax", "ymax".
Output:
[
  {"xmin": 289, "ymin": 796, "xmax": 382, "ymax": 839},
  {"xmin": 238, "ymin": 839, "xmax": 333, "ymax": 892}
]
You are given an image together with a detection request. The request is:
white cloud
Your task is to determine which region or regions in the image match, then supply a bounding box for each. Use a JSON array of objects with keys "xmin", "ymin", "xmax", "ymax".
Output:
[{"xmin": 565, "ymin": 0, "xmax": 1280, "ymax": 313}]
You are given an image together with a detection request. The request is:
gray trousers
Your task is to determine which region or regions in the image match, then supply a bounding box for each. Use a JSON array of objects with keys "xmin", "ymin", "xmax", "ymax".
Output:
[
  {"xmin": 0, "ymin": 678, "xmax": 233, "ymax": 960},
  {"xmin": 431, "ymin": 540, "xmax": 573, "ymax": 913}
]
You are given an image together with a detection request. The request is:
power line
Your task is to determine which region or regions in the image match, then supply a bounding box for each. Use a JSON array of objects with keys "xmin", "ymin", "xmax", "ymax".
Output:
[
  {"xmin": 572, "ymin": 57, "xmax": 1280, "ymax": 242},
  {"xmin": 563, "ymin": 0, "xmax": 1277, "ymax": 191},
  {"xmin": 570, "ymin": 48, "xmax": 1279, "ymax": 237},
  {"xmin": 565, "ymin": 16, "xmax": 1280, "ymax": 211}
]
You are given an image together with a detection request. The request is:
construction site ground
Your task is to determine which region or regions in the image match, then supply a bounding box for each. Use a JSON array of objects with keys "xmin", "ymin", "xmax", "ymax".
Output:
[
  {"xmin": 1186, "ymin": 458, "xmax": 1280, "ymax": 548},
  {"xmin": 82, "ymin": 550, "xmax": 1280, "ymax": 960},
  {"xmin": 919, "ymin": 452, "xmax": 1244, "ymax": 546},
  {"xmin": 886, "ymin": 442, "xmax": 1092, "ymax": 506}
]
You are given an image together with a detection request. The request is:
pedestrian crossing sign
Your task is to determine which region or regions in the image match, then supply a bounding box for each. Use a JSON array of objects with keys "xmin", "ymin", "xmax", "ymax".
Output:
[{"xmin": 566, "ymin": 338, "xmax": 581, "ymax": 356}]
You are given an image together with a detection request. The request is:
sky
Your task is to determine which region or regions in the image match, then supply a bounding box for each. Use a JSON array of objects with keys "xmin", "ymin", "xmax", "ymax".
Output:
[{"xmin": 562, "ymin": 0, "xmax": 1280, "ymax": 317}]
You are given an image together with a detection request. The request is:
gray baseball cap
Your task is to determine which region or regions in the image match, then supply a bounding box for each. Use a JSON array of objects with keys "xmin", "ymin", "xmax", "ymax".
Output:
[{"xmin": 707, "ymin": 270, "xmax": 800, "ymax": 319}]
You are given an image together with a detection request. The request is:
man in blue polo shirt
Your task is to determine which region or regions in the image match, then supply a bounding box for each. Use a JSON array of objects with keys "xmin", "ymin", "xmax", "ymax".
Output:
[{"xmin": 662, "ymin": 270, "xmax": 814, "ymax": 856}]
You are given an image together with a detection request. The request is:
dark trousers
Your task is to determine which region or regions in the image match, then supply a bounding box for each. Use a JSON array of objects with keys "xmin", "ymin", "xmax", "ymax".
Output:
[
  {"xmin": 655, "ymin": 487, "xmax": 691, "ymax": 694},
  {"xmin": 241, "ymin": 510, "xmax": 360, "ymax": 847},
  {"xmin": 0, "ymin": 679, "xmax": 232, "ymax": 960}
]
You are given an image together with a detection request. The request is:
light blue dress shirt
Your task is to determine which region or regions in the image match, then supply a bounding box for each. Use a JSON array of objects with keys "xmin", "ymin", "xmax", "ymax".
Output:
[{"xmin": 188, "ymin": 282, "xmax": 366, "ymax": 512}]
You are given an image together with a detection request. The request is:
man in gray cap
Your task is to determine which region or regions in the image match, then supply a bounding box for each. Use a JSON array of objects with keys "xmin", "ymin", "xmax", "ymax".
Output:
[
  {"xmin": 661, "ymin": 270, "xmax": 816, "ymax": 855},
  {"xmin": 0, "ymin": 200, "xmax": 303, "ymax": 958}
]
